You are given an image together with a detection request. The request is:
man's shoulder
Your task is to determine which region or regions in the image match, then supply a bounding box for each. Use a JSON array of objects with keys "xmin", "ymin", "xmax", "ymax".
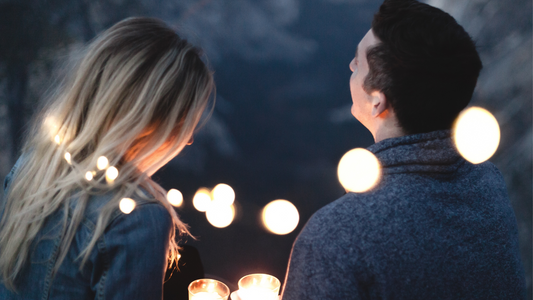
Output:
[
  {"xmin": 297, "ymin": 192, "xmax": 384, "ymax": 244},
  {"xmin": 471, "ymin": 160, "xmax": 505, "ymax": 181},
  {"xmin": 311, "ymin": 192, "xmax": 379, "ymax": 218}
]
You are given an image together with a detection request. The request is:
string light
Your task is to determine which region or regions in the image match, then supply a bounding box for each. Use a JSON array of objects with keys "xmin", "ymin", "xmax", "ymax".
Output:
[
  {"xmin": 262, "ymin": 200, "xmax": 299, "ymax": 235},
  {"xmin": 453, "ymin": 106, "xmax": 500, "ymax": 164},
  {"xmin": 193, "ymin": 188, "xmax": 212, "ymax": 212},
  {"xmin": 167, "ymin": 189, "xmax": 183, "ymax": 207},
  {"xmin": 211, "ymin": 183, "xmax": 235, "ymax": 206},
  {"xmin": 44, "ymin": 116, "xmax": 59, "ymax": 139},
  {"xmin": 85, "ymin": 171, "xmax": 93, "ymax": 181},
  {"xmin": 206, "ymin": 202, "xmax": 235, "ymax": 228},
  {"xmin": 105, "ymin": 166, "xmax": 119, "ymax": 184},
  {"xmin": 64, "ymin": 152, "xmax": 72, "ymax": 165},
  {"xmin": 337, "ymin": 148, "xmax": 381, "ymax": 193},
  {"xmin": 54, "ymin": 135, "xmax": 61, "ymax": 145},
  {"xmin": 119, "ymin": 198, "xmax": 136, "ymax": 214},
  {"xmin": 97, "ymin": 156, "xmax": 109, "ymax": 170}
]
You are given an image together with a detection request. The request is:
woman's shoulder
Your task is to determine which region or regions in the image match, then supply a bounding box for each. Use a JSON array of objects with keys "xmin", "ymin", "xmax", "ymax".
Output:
[
  {"xmin": 3, "ymin": 155, "xmax": 26, "ymax": 193},
  {"xmin": 107, "ymin": 198, "xmax": 172, "ymax": 235},
  {"xmin": 102, "ymin": 196, "xmax": 173, "ymax": 254},
  {"xmin": 82, "ymin": 187, "xmax": 171, "ymax": 232}
]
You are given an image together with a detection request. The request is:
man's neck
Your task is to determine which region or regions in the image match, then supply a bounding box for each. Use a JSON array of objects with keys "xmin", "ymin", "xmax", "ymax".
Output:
[{"xmin": 372, "ymin": 122, "xmax": 406, "ymax": 143}]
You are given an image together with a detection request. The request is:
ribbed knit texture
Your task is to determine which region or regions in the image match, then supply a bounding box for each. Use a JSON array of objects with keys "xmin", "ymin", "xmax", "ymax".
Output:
[{"xmin": 282, "ymin": 130, "xmax": 526, "ymax": 300}]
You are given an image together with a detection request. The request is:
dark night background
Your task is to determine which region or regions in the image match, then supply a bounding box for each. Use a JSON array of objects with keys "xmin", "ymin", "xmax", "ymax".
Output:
[{"xmin": 0, "ymin": 0, "xmax": 531, "ymax": 298}]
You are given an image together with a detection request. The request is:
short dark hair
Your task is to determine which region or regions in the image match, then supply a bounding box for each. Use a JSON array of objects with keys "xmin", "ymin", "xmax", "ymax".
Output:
[{"xmin": 364, "ymin": 0, "xmax": 483, "ymax": 134}]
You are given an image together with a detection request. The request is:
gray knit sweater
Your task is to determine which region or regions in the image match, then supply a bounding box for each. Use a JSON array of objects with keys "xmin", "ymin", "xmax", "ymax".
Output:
[{"xmin": 282, "ymin": 130, "xmax": 525, "ymax": 300}]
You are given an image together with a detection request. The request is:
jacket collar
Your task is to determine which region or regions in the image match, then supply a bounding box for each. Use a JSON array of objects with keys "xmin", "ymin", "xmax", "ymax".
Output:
[{"xmin": 367, "ymin": 130, "xmax": 465, "ymax": 175}]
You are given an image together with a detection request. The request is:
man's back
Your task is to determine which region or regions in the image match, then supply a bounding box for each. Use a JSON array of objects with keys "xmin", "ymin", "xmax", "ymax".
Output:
[{"xmin": 282, "ymin": 130, "xmax": 525, "ymax": 299}]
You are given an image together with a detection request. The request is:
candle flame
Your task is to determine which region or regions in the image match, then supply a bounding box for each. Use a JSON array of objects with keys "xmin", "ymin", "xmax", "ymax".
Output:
[
  {"xmin": 189, "ymin": 279, "xmax": 229, "ymax": 299},
  {"xmin": 238, "ymin": 274, "xmax": 281, "ymax": 300},
  {"xmin": 207, "ymin": 283, "xmax": 215, "ymax": 293}
]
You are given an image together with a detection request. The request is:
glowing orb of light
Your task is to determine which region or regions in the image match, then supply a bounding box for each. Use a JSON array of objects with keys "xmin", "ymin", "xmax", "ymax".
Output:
[
  {"xmin": 453, "ymin": 106, "xmax": 500, "ymax": 164},
  {"xmin": 206, "ymin": 202, "xmax": 235, "ymax": 228},
  {"xmin": 193, "ymin": 188, "xmax": 212, "ymax": 212},
  {"xmin": 44, "ymin": 116, "xmax": 59, "ymax": 135},
  {"xmin": 54, "ymin": 135, "xmax": 61, "ymax": 145},
  {"xmin": 211, "ymin": 183, "xmax": 235, "ymax": 206},
  {"xmin": 85, "ymin": 171, "xmax": 93, "ymax": 181},
  {"xmin": 119, "ymin": 198, "xmax": 136, "ymax": 214},
  {"xmin": 262, "ymin": 200, "xmax": 299, "ymax": 235},
  {"xmin": 105, "ymin": 166, "xmax": 119, "ymax": 183},
  {"xmin": 64, "ymin": 152, "xmax": 72, "ymax": 165},
  {"xmin": 167, "ymin": 189, "xmax": 183, "ymax": 207},
  {"xmin": 337, "ymin": 148, "xmax": 381, "ymax": 193},
  {"xmin": 97, "ymin": 156, "xmax": 109, "ymax": 170}
]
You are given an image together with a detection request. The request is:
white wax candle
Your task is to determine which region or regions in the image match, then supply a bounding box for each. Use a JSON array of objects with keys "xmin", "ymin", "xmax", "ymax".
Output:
[
  {"xmin": 239, "ymin": 287, "xmax": 278, "ymax": 300},
  {"xmin": 190, "ymin": 291, "xmax": 224, "ymax": 300}
]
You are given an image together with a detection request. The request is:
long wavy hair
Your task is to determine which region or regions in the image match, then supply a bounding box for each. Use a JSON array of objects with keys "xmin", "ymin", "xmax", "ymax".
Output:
[{"xmin": 0, "ymin": 17, "xmax": 214, "ymax": 290}]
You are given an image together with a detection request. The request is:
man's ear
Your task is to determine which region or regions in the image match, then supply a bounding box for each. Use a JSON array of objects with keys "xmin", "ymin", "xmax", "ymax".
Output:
[{"xmin": 370, "ymin": 91, "xmax": 388, "ymax": 118}]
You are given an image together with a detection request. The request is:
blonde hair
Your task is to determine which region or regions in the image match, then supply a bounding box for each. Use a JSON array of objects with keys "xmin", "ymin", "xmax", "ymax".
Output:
[{"xmin": 0, "ymin": 17, "xmax": 214, "ymax": 290}]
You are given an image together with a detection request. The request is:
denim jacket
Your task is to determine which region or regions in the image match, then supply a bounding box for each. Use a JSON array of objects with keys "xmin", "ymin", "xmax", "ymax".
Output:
[{"xmin": 0, "ymin": 157, "xmax": 173, "ymax": 300}]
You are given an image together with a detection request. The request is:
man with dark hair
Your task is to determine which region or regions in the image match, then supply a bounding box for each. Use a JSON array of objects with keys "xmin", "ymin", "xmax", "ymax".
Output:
[{"xmin": 280, "ymin": 0, "xmax": 526, "ymax": 299}]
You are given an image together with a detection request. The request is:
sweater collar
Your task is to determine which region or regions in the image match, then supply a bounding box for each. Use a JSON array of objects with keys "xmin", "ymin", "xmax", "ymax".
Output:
[{"xmin": 367, "ymin": 130, "xmax": 465, "ymax": 175}]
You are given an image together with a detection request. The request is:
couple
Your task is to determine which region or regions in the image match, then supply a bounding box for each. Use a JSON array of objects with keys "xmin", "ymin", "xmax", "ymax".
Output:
[{"xmin": 0, "ymin": 0, "xmax": 525, "ymax": 299}]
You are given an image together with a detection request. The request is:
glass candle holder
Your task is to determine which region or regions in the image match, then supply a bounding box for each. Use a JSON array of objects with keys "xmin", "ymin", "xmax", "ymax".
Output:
[
  {"xmin": 188, "ymin": 278, "xmax": 230, "ymax": 300},
  {"xmin": 238, "ymin": 274, "xmax": 280, "ymax": 300}
]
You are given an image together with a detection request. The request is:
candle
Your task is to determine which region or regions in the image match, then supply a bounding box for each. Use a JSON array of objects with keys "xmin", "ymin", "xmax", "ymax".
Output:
[
  {"xmin": 238, "ymin": 274, "xmax": 280, "ymax": 300},
  {"xmin": 239, "ymin": 287, "xmax": 278, "ymax": 300},
  {"xmin": 190, "ymin": 291, "xmax": 224, "ymax": 300},
  {"xmin": 189, "ymin": 279, "xmax": 230, "ymax": 300}
]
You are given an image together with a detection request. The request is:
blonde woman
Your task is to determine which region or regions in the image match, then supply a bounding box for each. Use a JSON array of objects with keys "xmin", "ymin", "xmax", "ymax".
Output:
[{"xmin": 0, "ymin": 17, "xmax": 214, "ymax": 299}]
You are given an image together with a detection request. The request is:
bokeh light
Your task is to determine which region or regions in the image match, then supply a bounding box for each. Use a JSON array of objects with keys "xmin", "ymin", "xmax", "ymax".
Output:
[
  {"xmin": 44, "ymin": 116, "xmax": 59, "ymax": 138},
  {"xmin": 337, "ymin": 148, "xmax": 380, "ymax": 193},
  {"xmin": 453, "ymin": 106, "xmax": 500, "ymax": 164},
  {"xmin": 206, "ymin": 202, "xmax": 235, "ymax": 228},
  {"xmin": 64, "ymin": 152, "xmax": 72, "ymax": 164},
  {"xmin": 262, "ymin": 200, "xmax": 299, "ymax": 235},
  {"xmin": 105, "ymin": 166, "xmax": 119, "ymax": 183},
  {"xmin": 193, "ymin": 188, "xmax": 212, "ymax": 212},
  {"xmin": 54, "ymin": 135, "xmax": 61, "ymax": 145},
  {"xmin": 97, "ymin": 156, "xmax": 109, "ymax": 170},
  {"xmin": 119, "ymin": 198, "xmax": 136, "ymax": 214},
  {"xmin": 167, "ymin": 189, "xmax": 183, "ymax": 207},
  {"xmin": 85, "ymin": 171, "xmax": 93, "ymax": 181},
  {"xmin": 211, "ymin": 183, "xmax": 235, "ymax": 206}
]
